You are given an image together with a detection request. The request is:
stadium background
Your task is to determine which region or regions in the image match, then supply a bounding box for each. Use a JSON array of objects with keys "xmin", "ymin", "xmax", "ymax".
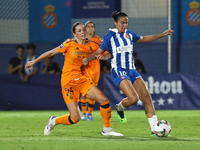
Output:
[{"xmin": 0, "ymin": 0, "xmax": 200, "ymax": 110}]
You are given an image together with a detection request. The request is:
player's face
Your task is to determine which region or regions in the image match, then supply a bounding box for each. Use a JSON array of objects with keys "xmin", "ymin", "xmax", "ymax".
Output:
[
  {"xmin": 73, "ymin": 24, "xmax": 86, "ymax": 40},
  {"xmin": 85, "ymin": 23, "xmax": 95, "ymax": 35},
  {"xmin": 114, "ymin": 16, "xmax": 128, "ymax": 33}
]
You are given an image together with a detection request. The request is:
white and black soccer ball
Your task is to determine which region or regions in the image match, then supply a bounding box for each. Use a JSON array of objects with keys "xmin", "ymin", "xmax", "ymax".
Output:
[{"xmin": 153, "ymin": 120, "xmax": 171, "ymax": 137}]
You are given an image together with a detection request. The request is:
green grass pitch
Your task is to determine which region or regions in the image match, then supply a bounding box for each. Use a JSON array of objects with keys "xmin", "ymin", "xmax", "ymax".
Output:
[{"xmin": 0, "ymin": 110, "xmax": 200, "ymax": 150}]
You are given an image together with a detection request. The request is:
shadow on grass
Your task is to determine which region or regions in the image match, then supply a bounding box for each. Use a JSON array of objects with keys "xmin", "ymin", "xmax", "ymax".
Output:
[{"xmin": 82, "ymin": 135, "xmax": 200, "ymax": 142}]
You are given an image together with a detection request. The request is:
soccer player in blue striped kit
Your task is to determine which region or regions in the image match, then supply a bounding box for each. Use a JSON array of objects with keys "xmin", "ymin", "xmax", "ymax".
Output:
[{"xmin": 83, "ymin": 11, "xmax": 173, "ymax": 136}]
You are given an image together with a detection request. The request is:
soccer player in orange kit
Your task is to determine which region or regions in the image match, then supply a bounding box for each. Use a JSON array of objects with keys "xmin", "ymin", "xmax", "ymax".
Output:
[
  {"xmin": 80, "ymin": 21, "xmax": 106, "ymax": 121},
  {"xmin": 25, "ymin": 22, "xmax": 123, "ymax": 136}
]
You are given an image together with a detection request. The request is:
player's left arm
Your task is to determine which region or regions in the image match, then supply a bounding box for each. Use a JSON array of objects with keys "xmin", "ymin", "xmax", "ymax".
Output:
[{"xmin": 137, "ymin": 29, "xmax": 173, "ymax": 43}]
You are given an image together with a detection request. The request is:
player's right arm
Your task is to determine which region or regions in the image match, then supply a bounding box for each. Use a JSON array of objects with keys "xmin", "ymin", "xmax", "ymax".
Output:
[
  {"xmin": 96, "ymin": 51, "xmax": 111, "ymax": 61},
  {"xmin": 25, "ymin": 48, "xmax": 60, "ymax": 69},
  {"xmin": 82, "ymin": 48, "xmax": 104, "ymax": 66},
  {"xmin": 83, "ymin": 34, "xmax": 111, "ymax": 66},
  {"xmin": 25, "ymin": 40, "xmax": 71, "ymax": 69}
]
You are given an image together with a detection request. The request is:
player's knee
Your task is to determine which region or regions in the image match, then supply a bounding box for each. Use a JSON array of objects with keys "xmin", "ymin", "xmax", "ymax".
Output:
[
  {"xmin": 141, "ymin": 92, "xmax": 152, "ymax": 105},
  {"xmin": 129, "ymin": 96, "xmax": 139, "ymax": 105},
  {"xmin": 71, "ymin": 114, "xmax": 81, "ymax": 122},
  {"xmin": 99, "ymin": 95, "xmax": 108, "ymax": 104}
]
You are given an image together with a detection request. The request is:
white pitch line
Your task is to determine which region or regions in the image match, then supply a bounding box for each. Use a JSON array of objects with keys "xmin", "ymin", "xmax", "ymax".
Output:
[{"xmin": 0, "ymin": 137, "xmax": 200, "ymax": 141}]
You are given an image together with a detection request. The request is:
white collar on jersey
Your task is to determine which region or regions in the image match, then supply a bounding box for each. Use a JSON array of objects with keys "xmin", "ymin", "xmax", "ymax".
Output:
[{"xmin": 109, "ymin": 28, "xmax": 127, "ymax": 33}]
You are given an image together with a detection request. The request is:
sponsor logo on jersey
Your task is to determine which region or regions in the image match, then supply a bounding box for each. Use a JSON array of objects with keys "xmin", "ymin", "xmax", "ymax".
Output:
[{"xmin": 60, "ymin": 43, "xmax": 64, "ymax": 49}]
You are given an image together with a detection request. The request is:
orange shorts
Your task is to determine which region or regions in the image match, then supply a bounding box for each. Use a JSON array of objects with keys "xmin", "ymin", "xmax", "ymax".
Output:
[
  {"xmin": 61, "ymin": 78, "xmax": 94, "ymax": 105},
  {"xmin": 91, "ymin": 74, "xmax": 100, "ymax": 86},
  {"xmin": 88, "ymin": 70, "xmax": 100, "ymax": 86},
  {"xmin": 87, "ymin": 60, "xmax": 100, "ymax": 86}
]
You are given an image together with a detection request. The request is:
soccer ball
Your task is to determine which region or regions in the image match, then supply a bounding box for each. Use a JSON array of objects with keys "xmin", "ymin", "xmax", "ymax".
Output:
[{"xmin": 153, "ymin": 120, "xmax": 171, "ymax": 137}]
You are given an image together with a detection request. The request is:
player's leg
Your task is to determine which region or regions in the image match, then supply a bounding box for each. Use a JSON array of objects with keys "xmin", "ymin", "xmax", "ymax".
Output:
[
  {"xmin": 87, "ymin": 99, "xmax": 95, "ymax": 121},
  {"xmin": 85, "ymin": 85, "xmax": 123, "ymax": 136},
  {"xmin": 44, "ymin": 85, "xmax": 80, "ymax": 136},
  {"xmin": 119, "ymin": 79, "xmax": 139, "ymax": 107},
  {"xmin": 115, "ymin": 79, "xmax": 139, "ymax": 123},
  {"xmin": 44, "ymin": 101, "xmax": 81, "ymax": 136},
  {"xmin": 80, "ymin": 95, "xmax": 87, "ymax": 120},
  {"xmin": 133, "ymin": 77, "xmax": 157, "ymax": 135},
  {"xmin": 86, "ymin": 85, "xmax": 110, "ymax": 128},
  {"xmin": 55, "ymin": 101, "xmax": 81, "ymax": 125},
  {"xmin": 111, "ymin": 69, "xmax": 139, "ymax": 123},
  {"xmin": 56, "ymin": 85, "xmax": 81, "ymax": 125}
]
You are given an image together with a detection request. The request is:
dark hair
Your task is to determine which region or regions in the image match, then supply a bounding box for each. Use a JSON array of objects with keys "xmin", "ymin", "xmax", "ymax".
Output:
[
  {"xmin": 112, "ymin": 11, "xmax": 128, "ymax": 22},
  {"xmin": 27, "ymin": 43, "xmax": 36, "ymax": 50},
  {"xmin": 16, "ymin": 45, "xmax": 24, "ymax": 51},
  {"xmin": 72, "ymin": 22, "xmax": 83, "ymax": 33},
  {"xmin": 85, "ymin": 21, "xmax": 95, "ymax": 28},
  {"xmin": 85, "ymin": 20, "xmax": 96, "ymax": 36},
  {"xmin": 133, "ymin": 51, "xmax": 137, "ymax": 57}
]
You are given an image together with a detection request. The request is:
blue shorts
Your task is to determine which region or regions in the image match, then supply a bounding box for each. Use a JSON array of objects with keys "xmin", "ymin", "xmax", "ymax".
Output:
[{"xmin": 111, "ymin": 68, "xmax": 141, "ymax": 88}]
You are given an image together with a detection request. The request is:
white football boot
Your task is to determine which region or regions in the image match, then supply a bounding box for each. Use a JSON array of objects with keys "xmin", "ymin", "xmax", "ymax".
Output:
[
  {"xmin": 101, "ymin": 127, "xmax": 123, "ymax": 136},
  {"xmin": 44, "ymin": 116, "xmax": 56, "ymax": 136}
]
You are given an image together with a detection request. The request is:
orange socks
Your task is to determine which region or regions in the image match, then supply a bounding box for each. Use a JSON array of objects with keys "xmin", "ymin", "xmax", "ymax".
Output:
[
  {"xmin": 81, "ymin": 98, "xmax": 87, "ymax": 114},
  {"xmin": 88, "ymin": 99, "xmax": 95, "ymax": 114},
  {"xmin": 55, "ymin": 115, "xmax": 78, "ymax": 125},
  {"xmin": 81, "ymin": 98, "xmax": 95, "ymax": 115},
  {"xmin": 54, "ymin": 101, "xmax": 110, "ymax": 128},
  {"xmin": 100, "ymin": 101, "xmax": 111, "ymax": 127}
]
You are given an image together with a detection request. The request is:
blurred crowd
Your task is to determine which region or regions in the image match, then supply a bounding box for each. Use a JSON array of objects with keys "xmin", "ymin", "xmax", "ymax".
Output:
[{"xmin": 8, "ymin": 44, "xmax": 61, "ymax": 82}]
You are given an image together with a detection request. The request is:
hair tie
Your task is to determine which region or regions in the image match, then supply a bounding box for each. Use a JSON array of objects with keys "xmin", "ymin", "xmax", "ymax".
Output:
[{"xmin": 116, "ymin": 12, "xmax": 120, "ymax": 16}]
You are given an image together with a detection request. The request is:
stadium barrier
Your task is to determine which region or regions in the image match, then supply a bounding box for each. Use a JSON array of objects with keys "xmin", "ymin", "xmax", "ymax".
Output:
[{"xmin": 0, "ymin": 73, "xmax": 200, "ymax": 111}]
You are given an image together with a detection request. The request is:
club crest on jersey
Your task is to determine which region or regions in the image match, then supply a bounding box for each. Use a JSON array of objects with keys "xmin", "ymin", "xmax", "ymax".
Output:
[
  {"xmin": 60, "ymin": 43, "xmax": 64, "ymax": 49},
  {"xmin": 121, "ymin": 75, "xmax": 126, "ymax": 79},
  {"xmin": 125, "ymin": 33, "xmax": 130, "ymax": 39}
]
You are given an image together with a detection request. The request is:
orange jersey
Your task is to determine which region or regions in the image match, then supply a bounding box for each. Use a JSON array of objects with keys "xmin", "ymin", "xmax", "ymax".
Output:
[
  {"xmin": 90, "ymin": 35, "xmax": 107, "ymax": 55},
  {"xmin": 87, "ymin": 35, "xmax": 101, "ymax": 85},
  {"xmin": 88, "ymin": 35, "xmax": 108, "ymax": 85},
  {"xmin": 58, "ymin": 39, "xmax": 99, "ymax": 86},
  {"xmin": 90, "ymin": 35, "xmax": 101, "ymax": 45}
]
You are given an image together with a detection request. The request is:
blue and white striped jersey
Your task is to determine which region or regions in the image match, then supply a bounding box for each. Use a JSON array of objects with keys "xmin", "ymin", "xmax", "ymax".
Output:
[{"xmin": 100, "ymin": 28, "xmax": 140, "ymax": 70}]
